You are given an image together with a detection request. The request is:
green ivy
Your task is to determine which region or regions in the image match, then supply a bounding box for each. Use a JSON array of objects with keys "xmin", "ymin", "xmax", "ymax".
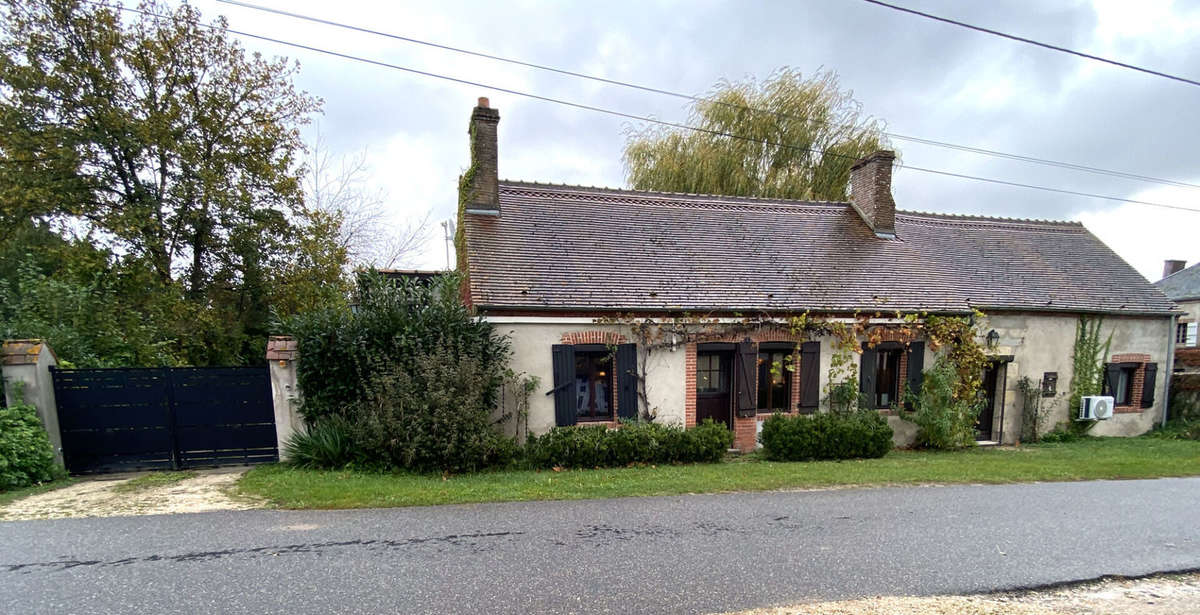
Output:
[{"xmin": 1067, "ymin": 315, "xmax": 1111, "ymax": 434}]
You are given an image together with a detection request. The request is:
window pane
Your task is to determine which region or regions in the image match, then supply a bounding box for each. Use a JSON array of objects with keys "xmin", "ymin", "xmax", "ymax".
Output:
[
  {"xmin": 875, "ymin": 350, "xmax": 901, "ymax": 408},
  {"xmin": 758, "ymin": 351, "xmax": 790, "ymax": 411},
  {"xmin": 575, "ymin": 351, "xmax": 613, "ymax": 419},
  {"xmin": 1115, "ymin": 368, "xmax": 1132, "ymax": 405}
]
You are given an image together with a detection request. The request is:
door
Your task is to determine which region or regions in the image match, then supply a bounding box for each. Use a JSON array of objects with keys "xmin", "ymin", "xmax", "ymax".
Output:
[
  {"xmin": 976, "ymin": 363, "xmax": 1000, "ymax": 441},
  {"xmin": 696, "ymin": 351, "xmax": 733, "ymax": 430}
]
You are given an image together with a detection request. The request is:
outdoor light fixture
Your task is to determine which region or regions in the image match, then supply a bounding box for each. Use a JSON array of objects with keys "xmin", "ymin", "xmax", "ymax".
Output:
[{"xmin": 986, "ymin": 329, "xmax": 999, "ymax": 348}]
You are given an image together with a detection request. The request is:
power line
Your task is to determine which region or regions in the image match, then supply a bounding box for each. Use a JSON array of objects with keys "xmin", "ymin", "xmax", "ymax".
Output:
[
  {"xmin": 86, "ymin": 3, "xmax": 1200, "ymax": 214},
  {"xmin": 861, "ymin": 0, "xmax": 1200, "ymax": 89},
  {"xmin": 213, "ymin": 0, "xmax": 1200, "ymax": 192}
]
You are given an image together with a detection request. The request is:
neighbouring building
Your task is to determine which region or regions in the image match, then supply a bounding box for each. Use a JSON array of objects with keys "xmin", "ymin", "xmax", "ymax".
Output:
[
  {"xmin": 1155, "ymin": 260, "xmax": 1200, "ymax": 376},
  {"xmin": 456, "ymin": 98, "xmax": 1178, "ymax": 449}
]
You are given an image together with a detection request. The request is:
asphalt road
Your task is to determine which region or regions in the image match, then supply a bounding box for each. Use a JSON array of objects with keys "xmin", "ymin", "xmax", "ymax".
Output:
[{"xmin": 3, "ymin": 478, "xmax": 1199, "ymax": 614}]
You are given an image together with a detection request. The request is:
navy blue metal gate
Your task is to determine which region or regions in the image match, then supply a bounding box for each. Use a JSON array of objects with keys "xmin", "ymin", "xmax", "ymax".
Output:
[{"xmin": 51, "ymin": 367, "xmax": 277, "ymax": 474}]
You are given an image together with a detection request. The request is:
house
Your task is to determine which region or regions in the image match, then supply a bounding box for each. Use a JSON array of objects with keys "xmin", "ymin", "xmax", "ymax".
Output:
[
  {"xmin": 1156, "ymin": 260, "xmax": 1200, "ymax": 351},
  {"xmin": 1156, "ymin": 260, "xmax": 1200, "ymax": 376},
  {"xmin": 456, "ymin": 98, "xmax": 1178, "ymax": 449}
]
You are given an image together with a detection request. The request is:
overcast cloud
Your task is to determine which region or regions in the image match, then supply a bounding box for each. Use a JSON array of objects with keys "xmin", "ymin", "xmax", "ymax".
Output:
[{"xmin": 179, "ymin": 0, "xmax": 1200, "ymax": 280}]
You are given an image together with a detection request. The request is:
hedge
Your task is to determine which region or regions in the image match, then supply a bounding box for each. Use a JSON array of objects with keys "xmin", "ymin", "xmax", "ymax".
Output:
[
  {"xmin": 526, "ymin": 420, "xmax": 733, "ymax": 469},
  {"xmin": 759, "ymin": 410, "xmax": 893, "ymax": 461}
]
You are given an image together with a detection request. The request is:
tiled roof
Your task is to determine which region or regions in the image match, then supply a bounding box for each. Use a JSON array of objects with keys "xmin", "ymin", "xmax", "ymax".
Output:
[
  {"xmin": 1154, "ymin": 262, "xmax": 1200, "ymax": 302},
  {"xmin": 462, "ymin": 181, "xmax": 1177, "ymax": 315}
]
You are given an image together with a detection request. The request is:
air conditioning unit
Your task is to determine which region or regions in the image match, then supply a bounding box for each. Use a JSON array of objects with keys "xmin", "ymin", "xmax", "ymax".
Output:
[{"xmin": 1079, "ymin": 396, "xmax": 1114, "ymax": 421}]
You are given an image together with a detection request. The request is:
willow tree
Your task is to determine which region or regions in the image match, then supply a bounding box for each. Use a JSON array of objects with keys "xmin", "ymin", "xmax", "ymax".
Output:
[{"xmin": 624, "ymin": 69, "xmax": 890, "ymax": 201}]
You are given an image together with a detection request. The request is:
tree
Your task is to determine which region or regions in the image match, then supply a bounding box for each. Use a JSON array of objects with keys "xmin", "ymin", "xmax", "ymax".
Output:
[
  {"xmin": 623, "ymin": 68, "xmax": 890, "ymax": 201},
  {"xmin": 0, "ymin": 0, "xmax": 344, "ymax": 365},
  {"xmin": 305, "ymin": 130, "xmax": 431, "ymax": 269}
]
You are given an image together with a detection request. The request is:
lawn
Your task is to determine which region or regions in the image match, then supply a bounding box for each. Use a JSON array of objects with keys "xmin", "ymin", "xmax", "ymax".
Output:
[{"xmin": 238, "ymin": 437, "xmax": 1200, "ymax": 510}]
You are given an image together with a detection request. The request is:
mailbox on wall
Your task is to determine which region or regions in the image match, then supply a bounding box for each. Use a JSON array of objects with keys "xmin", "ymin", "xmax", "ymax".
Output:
[{"xmin": 1042, "ymin": 372, "xmax": 1058, "ymax": 397}]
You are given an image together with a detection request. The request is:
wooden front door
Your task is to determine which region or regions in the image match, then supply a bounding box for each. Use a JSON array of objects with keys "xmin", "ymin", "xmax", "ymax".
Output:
[
  {"xmin": 696, "ymin": 351, "xmax": 733, "ymax": 430},
  {"xmin": 976, "ymin": 363, "xmax": 1000, "ymax": 441}
]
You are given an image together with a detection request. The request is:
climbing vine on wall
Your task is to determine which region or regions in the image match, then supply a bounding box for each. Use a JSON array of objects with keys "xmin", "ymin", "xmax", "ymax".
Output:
[
  {"xmin": 1067, "ymin": 315, "xmax": 1111, "ymax": 434},
  {"xmin": 597, "ymin": 309, "xmax": 991, "ymax": 418}
]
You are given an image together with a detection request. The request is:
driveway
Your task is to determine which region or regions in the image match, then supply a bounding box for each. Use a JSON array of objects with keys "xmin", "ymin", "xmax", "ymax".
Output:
[
  {"xmin": 2, "ymin": 478, "xmax": 1199, "ymax": 614},
  {"xmin": 0, "ymin": 468, "xmax": 260, "ymax": 520}
]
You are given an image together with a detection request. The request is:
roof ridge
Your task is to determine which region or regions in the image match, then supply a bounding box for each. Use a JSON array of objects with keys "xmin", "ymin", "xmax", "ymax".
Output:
[
  {"xmin": 499, "ymin": 179, "xmax": 846, "ymax": 207},
  {"xmin": 500, "ymin": 179, "xmax": 1081, "ymax": 227}
]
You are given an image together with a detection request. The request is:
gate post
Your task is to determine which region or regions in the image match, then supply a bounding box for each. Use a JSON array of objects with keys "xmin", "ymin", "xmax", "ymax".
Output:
[
  {"xmin": 266, "ymin": 336, "xmax": 303, "ymax": 461},
  {"xmin": 1, "ymin": 340, "xmax": 64, "ymax": 466}
]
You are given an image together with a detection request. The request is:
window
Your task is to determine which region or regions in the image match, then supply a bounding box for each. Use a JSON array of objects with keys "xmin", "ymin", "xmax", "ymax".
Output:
[
  {"xmin": 1103, "ymin": 363, "xmax": 1137, "ymax": 406},
  {"xmin": 757, "ymin": 346, "xmax": 792, "ymax": 412},
  {"xmin": 873, "ymin": 349, "xmax": 903, "ymax": 408},
  {"xmin": 1179, "ymin": 322, "xmax": 1198, "ymax": 347},
  {"xmin": 574, "ymin": 351, "xmax": 612, "ymax": 421},
  {"xmin": 696, "ymin": 353, "xmax": 726, "ymax": 393}
]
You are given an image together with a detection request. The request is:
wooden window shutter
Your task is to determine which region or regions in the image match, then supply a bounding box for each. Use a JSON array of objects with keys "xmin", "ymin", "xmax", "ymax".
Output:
[
  {"xmin": 550, "ymin": 344, "xmax": 577, "ymax": 426},
  {"xmin": 799, "ymin": 342, "xmax": 820, "ymax": 412},
  {"xmin": 1102, "ymin": 363, "xmax": 1120, "ymax": 398},
  {"xmin": 905, "ymin": 341, "xmax": 926, "ymax": 407},
  {"xmin": 734, "ymin": 338, "xmax": 757, "ymax": 416},
  {"xmin": 1141, "ymin": 363, "xmax": 1158, "ymax": 409},
  {"xmin": 616, "ymin": 343, "xmax": 638, "ymax": 419},
  {"xmin": 859, "ymin": 346, "xmax": 878, "ymax": 402}
]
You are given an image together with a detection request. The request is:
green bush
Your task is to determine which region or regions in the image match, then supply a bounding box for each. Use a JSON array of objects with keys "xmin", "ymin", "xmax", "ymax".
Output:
[
  {"xmin": 905, "ymin": 356, "xmax": 981, "ymax": 449},
  {"xmin": 0, "ymin": 402, "xmax": 65, "ymax": 491},
  {"xmin": 759, "ymin": 410, "xmax": 893, "ymax": 461},
  {"xmin": 286, "ymin": 271, "xmax": 509, "ymax": 423},
  {"xmin": 348, "ymin": 348, "xmax": 518, "ymax": 473},
  {"xmin": 1038, "ymin": 428, "xmax": 1093, "ymax": 444},
  {"xmin": 526, "ymin": 420, "xmax": 733, "ymax": 469},
  {"xmin": 283, "ymin": 415, "xmax": 361, "ymax": 470}
]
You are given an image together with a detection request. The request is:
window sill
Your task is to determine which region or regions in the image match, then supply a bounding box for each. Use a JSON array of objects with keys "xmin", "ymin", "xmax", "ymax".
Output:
[
  {"xmin": 575, "ymin": 419, "xmax": 621, "ymax": 428},
  {"xmin": 1113, "ymin": 405, "xmax": 1143, "ymax": 414}
]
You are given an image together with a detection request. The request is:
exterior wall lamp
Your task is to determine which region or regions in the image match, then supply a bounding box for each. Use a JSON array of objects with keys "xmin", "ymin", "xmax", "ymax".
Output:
[{"xmin": 986, "ymin": 329, "xmax": 1000, "ymax": 348}]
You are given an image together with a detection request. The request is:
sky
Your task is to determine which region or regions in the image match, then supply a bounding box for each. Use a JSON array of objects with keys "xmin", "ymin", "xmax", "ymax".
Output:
[{"xmin": 175, "ymin": 0, "xmax": 1200, "ymax": 280}]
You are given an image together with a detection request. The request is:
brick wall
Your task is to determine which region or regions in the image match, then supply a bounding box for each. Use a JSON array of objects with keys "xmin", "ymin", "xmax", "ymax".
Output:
[{"xmin": 1111, "ymin": 352, "xmax": 1151, "ymax": 414}]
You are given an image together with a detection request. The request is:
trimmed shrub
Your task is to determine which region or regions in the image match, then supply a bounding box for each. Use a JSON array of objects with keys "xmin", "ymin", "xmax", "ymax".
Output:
[
  {"xmin": 1143, "ymin": 419, "xmax": 1200, "ymax": 441},
  {"xmin": 759, "ymin": 410, "xmax": 893, "ymax": 461},
  {"xmin": 0, "ymin": 401, "xmax": 64, "ymax": 490},
  {"xmin": 526, "ymin": 420, "xmax": 733, "ymax": 469},
  {"xmin": 283, "ymin": 415, "xmax": 361, "ymax": 470}
]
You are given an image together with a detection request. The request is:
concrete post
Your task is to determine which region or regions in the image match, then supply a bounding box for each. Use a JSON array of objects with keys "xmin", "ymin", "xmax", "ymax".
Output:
[
  {"xmin": 266, "ymin": 336, "xmax": 303, "ymax": 461},
  {"xmin": 1, "ymin": 340, "xmax": 64, "ymax": 466}
]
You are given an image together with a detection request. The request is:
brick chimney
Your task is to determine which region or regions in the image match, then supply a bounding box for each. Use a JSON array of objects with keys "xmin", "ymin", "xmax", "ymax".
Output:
[
  {"xmin": 464, "ymin": 97, "xmax": 500, "ymax": 215},
  {"xmin": 1163, "ymin": 259, "xmax": 1187, "ymax": 279},
  {"xmin": 849, "ymin": 150, "xmax": 897, "ymax": 239}
]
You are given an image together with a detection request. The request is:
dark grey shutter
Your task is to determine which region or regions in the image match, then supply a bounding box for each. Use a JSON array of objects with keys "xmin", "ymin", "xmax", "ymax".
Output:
[
  {"xmin": 1102, "ymin": 363, "xmax": 1120, "ymax": 398},
  {"xmin": 799, "ymin": 342, "xmax": 820, "ymax": 412},
  {"xmin": 1141, "ymin": 363, "xmax": 1158, "ymax": 409},
  {"xmin": 616, "ymin": 343, "xmax": 638, "ymax": 419},
  {"xmin": 859, "ymin": 346, "xmax": 877, "ymax": 406},
  {"xmin": 905, "ymin": 341, "xmax": 926, "ymax": 407},
  {"xmin": 734, "ymin": 338, "xmax": 757, "ymax": 416},
  {"xmin": 551, "ymin": 344, "xmax": 577, "ymax": 426}
]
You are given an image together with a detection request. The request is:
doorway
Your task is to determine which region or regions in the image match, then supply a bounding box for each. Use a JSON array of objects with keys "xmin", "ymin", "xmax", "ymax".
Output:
[
  {"xmin": 976, "ymin": 362, "xmax": 1005, "ymax": 441},
  {"xmin": 696, "ymin": 350, "xmax": 733, "ymax": 430}
]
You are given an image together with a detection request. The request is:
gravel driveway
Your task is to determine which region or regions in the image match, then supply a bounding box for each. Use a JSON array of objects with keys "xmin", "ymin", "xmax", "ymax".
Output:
[{"xmin": 0, "ymin": 467, "xmax": 262, "ymax": 520}]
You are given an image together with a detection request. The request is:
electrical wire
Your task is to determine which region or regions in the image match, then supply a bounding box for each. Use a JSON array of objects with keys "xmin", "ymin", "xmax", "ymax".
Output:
[
  {"xmin": 52, "ymin": 2, "xmax": 1200, "ymax": 214},
  {"xmin": 213, "ymin": 0, "xmax": 1200, "ymax": 192},
  {"xmin": 861, "ymin": 0, "xmax": 1200, "ymax": 89}
]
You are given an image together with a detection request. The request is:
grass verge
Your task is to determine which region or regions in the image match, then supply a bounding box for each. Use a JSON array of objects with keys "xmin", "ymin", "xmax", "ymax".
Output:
[
  {"xmin": 0, "ymin": 478, "xmax": 78, "ymax": 508},
  {"xmin": 111, "ymin": 471, "xmax": 198, "ymax": 494},
  {"xmin": 238, "ymin": 438, "xmax": 1200, "ymax": 510}
]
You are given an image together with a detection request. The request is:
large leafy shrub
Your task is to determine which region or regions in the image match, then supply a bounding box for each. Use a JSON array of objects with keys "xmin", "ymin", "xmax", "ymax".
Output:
[
  {"xmin": 526, "ymin": 420, "xmax": 733, "ymax": 469},
  {"xmin": 287, "ymin": 271, "xmax": 508, "ymax": 423},
  {"xmin": 0, "ymin": 400, "xmax": 64, "ymax": 490},
  {"xmin": 349, "ymin": 348, "xmax": 518, "ymax": 473},
  {"xmin": 759, "ymin": 410, "xmax": 893, "ymax": 461},
  {"xmin": 904, "ymin": 356, "xmax": 981, "ymax": 449}
]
